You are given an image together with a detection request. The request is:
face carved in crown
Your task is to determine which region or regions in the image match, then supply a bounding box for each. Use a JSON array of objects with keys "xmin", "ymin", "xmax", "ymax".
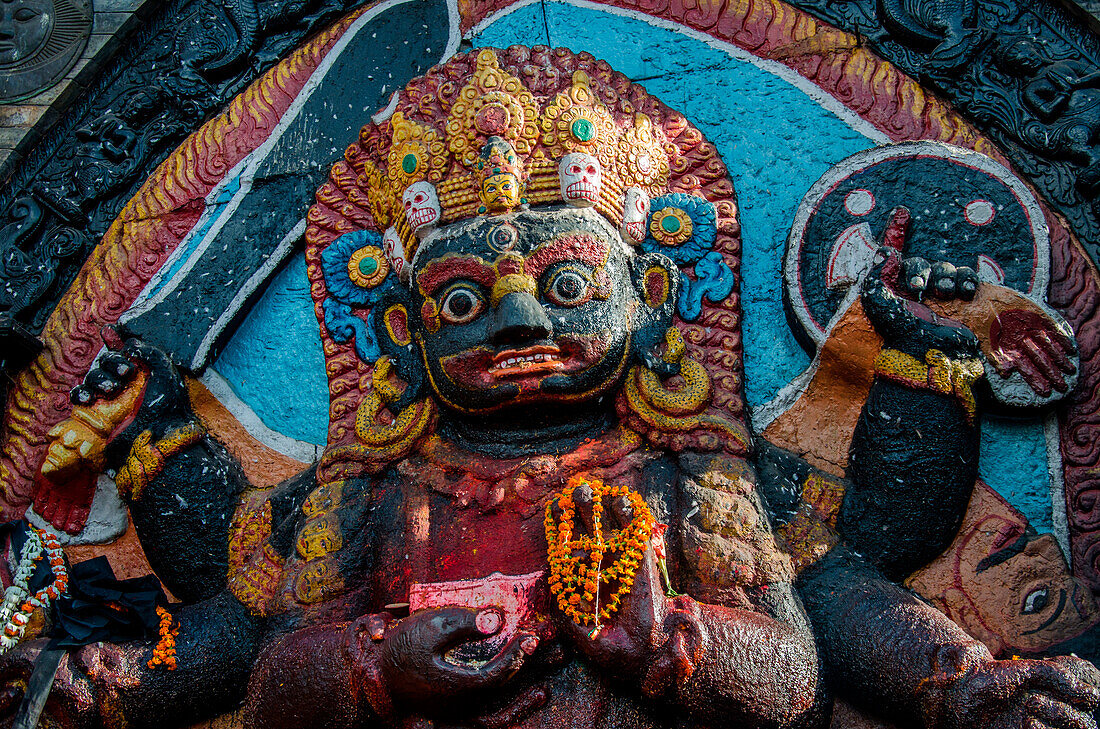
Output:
[
  {"xmin": 621, "ymin": 187, "xmax": 650, "ymax": 243},
  {"xmin": 559, "ymin": 153, "xmax": 602, "ymax": 207},
  {"xmin": 480, "ymin": 172, "xmax": 520, "ymax": 213},
  {"xmin": 402, "ymin": 181, "xmax": 441, "ymax": 236},
  {"xmin": 374, "ymin": 207, "xmax": 678, "ymax": 417}
]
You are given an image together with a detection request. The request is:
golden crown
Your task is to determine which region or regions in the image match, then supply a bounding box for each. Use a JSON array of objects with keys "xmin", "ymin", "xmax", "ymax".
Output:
[{"xmin": 356, "ymin": 49, "xmax": 674, "ymax": 266}]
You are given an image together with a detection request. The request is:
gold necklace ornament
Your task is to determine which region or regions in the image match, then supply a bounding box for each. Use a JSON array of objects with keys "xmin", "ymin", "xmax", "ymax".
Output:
[{"xmin": 545, "ymin": 476, "xmax": 656, "ymax": 629}]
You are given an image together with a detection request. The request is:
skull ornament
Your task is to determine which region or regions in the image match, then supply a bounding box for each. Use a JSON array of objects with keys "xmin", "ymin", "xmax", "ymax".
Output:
[
  {"xmin": 382, "ymin": 226, "xmax": 409, "ymax": 282},
  {"xmin": 621, "ymin": 187, "xmax": 650, "ymax": 244},
  {"xmin": 402, "ymin": 181, "xmax": 441, "ymax": 235},
  {"xmin": 559, "ymin": 153, "xmax": 601, "ymax": 207}
]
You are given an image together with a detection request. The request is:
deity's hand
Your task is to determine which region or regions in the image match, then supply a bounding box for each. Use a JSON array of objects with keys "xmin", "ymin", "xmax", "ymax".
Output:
[
  {"xmin": 352, "ymin": 607, "xmax": 539, "ymax": 715},
  {"xmin": 860, "ymin": 248, "xmax": 982, "ymax": 362},
  {"xmin": 987, "ymin": 307, "xmax": 1077, "ymax": 397},
  {"xmin": 0, "ymin": 639, "xmax": 100, "ymax": 729},
  {"xmin": 926, "ymin": 650, "xmax": 1100, "ymax": 729},
  {"xmin": 75, "ymin": 331, "xmax": 191, "ymax": 435},
  {"xmin": 553, "ymin": 485, "xmax": 705, "ymax": 698},
  {"xmin": 49, "ymin": 332, "xmax": 191, "ymax": 474}
]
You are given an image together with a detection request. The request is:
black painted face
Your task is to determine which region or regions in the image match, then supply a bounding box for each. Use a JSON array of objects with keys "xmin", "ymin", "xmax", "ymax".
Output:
[{"xmin": 406, "ymin": 207, "xmax": 647, "ymax": 415}]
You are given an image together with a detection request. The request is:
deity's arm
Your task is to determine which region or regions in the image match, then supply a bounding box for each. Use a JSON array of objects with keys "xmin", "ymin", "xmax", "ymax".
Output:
[
  {"xmin": 795, "ymin": 548, "xmax": 1098, "ymax": 728},
  {"xmin": 82, "ymin": 591, "xmax": 266, "ymax": 728},
  {"xmin": 577, "ymin": 451, "xmax": 827, "ymax": 727},
  {"xmin": 754, "ymin": 442, "xmax": 1100, "ymax": 727},
  {"xmin": 60, "ymin": 342, "xmax": 252, "ymax": 603}
]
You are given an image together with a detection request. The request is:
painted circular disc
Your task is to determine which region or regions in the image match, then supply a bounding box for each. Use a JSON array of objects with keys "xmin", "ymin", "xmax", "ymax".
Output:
[{"xmin": 785, "ymin": 142, "xmax": 1049, "ymax": 345}]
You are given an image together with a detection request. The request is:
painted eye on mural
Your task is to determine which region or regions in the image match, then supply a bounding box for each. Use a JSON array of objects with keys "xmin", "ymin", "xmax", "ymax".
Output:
[
  {"xmin": 545, "ymin": 268, "xmax": 592, "ymax": 307},
  {"xmin": 405, "ymin": 192, "xmax": 427, "ymax": 210},
  {"xmin": 568, "ymin": 164, "xmax": 583, "ymax": 175},
  {"xmin": 1022, "ymin": 587, "xmax": 1050, "ymax": 614},
  {"xmin": 439, "ymin": 285, "xmax": 486, "ymax": 325}
]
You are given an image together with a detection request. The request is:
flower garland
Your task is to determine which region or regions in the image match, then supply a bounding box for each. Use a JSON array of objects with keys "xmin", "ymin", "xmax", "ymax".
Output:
[
  {"xmin": 0, "ymin": 526, "xmax": 68, "ymax": 652},
  {"xmin": 147, "ymin": 606, "xmax": 179, "ymax": 670},
  {"xmin": 545, "ymin": 476, "xmax": 655, "ymax": 628}
]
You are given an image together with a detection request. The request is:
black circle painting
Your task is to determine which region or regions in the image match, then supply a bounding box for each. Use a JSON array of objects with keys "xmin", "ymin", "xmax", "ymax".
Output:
[{"xmin": 784, "ymin": 142, "xmax": 1049, "ymax": 348}]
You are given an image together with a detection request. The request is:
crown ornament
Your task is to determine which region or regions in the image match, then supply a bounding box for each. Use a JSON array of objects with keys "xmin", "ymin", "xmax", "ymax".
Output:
[{"xmin": 353, "ymin": 49, "xmax": 677, "ymax": 273}]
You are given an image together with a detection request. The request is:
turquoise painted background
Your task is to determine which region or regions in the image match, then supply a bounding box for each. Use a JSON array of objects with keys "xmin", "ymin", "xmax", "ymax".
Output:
[{"xmin": 210, "ymin": 0, "xmax": 1055, "ymax": 532}]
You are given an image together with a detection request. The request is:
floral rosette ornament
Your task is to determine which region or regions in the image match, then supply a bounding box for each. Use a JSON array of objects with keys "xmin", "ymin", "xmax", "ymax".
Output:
[
  {"xmin": 643, "ymin": 193, "xmax": 734, "ymax": 322},
  {"xmin": 320, "ymin": 229, "xmax": 396, "ymax": 361},
  {"xmin": 545, "ymin": 476, "xmax": 656, "ymax": 628}
]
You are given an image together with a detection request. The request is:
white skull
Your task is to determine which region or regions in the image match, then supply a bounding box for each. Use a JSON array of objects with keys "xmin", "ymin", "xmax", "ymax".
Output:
[
  {"xmin": 558, "ymin": 153, "xmax": 601, "ymax": 207},
  {"xmin": 402, "ymin": 181, "xmax": 440, "ymax": 236},
  {"xmin": 382, "ymin": 227, "xmax": 409, "ymax": 282},
  {"xmin": 621, "ymin": 188, "xmax": 650, "ymax": 244}
]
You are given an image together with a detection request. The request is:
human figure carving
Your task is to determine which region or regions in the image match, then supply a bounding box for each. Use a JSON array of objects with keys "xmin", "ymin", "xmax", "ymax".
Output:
[{"xmin": 4, "ymin": 47, "xmax": 1099, "ymax": 729}]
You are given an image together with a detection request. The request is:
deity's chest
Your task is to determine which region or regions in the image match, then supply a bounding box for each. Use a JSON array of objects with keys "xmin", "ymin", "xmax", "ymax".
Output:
[{"xmin": 370, "ymin": 436, "xmax": 667, "ymax": 612}]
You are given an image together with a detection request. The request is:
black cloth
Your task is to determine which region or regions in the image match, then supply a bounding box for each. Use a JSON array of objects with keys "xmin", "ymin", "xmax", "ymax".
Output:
[{"xmin": 50, "ymin": 556, "xmax": 164, "ymax": 649}]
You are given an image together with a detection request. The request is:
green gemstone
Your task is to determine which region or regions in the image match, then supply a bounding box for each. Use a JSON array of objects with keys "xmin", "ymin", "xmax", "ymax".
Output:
[
  {"xmin": 660, "ymin": 214, "xmax": 682, "ymax": 234},
  {"xmin": 571, "ymin": 118, "xmax": 595, "ymax": 142},
  {"xmin": 358, "ymin": 255, "xmax": 379, "ymax": 278},
  {"xmin": 401, "ymin": 153, "xmax": 418, "ymax": 175}
]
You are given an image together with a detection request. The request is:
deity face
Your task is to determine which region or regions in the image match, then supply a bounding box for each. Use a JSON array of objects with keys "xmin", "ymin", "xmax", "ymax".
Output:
[
  {"xmin": 401, "ymin": 207, "xmax": 661, "ymax": 415},
  {"xmin": 0, "ymin": 0, "xmax": 51, "ymax": 66},
  {"xmin": 479, "ymin": 172, "xmax": 520, "ymax": 213}
]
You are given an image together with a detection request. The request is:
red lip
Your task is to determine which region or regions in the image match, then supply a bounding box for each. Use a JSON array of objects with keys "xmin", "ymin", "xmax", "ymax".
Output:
[
  {"xmin": 490, "ymin": 345, "xmax": 565, "ymax": 378},
  {"xmin": 440, "ymin": 336, "xmax": 611, "ymax": 391}
]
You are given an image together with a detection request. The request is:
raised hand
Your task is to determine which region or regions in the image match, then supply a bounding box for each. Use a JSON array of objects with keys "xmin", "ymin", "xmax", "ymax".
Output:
[
  {"xmin": 861, "ymin": 248, "xmax": 982, "ymax": 362},
  {"xmin": 552, "ymin": 484, "xmax": 705, "ymax": 696},
  {"xmin": 73, "ymin": 334, "xmax": 190, "ymax": 434}
]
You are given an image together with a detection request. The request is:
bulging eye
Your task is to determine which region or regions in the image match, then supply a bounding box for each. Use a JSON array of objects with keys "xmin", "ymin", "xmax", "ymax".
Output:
[
  {"xmin": 440, "ymin": 286, "xmax": 485, "ymax": 325},
  {"xmin": 1022, "ymin": 587, "xmax": 1050, "ymax": 615},
  {"xmin": 546, "ymin": 269, "xmax": 591, "ymax": 307},
  {"xmin": 15, "ymin": 8, "xmax": 39, "ymax": 20}
]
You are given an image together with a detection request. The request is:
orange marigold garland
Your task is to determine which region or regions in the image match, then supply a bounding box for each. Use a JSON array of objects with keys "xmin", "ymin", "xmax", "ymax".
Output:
[
  {"xmin": 148, "ymin": 606, "xmax": 179, "ymax": 670},
  {"xmin": 545, "ymin": 476, "xmax": 655, "ymax": 629}
]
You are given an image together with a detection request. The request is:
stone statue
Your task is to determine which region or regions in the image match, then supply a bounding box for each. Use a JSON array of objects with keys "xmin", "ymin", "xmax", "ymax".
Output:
[{"xmin": 4, "ymin": 47, "xmax": 1099, "ymax": 729}]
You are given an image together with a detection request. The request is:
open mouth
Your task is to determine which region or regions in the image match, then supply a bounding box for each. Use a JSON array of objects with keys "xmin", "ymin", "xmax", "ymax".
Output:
[
  {"xmin": 566, "ymin": 181, "xmax": 598, "ymax": 201},
  {"xmin": 409, "ymin": 208, "xmax": 438, "ymax": 228},
  {"xmin": 489, "ymin": 345, "xmax": 565, "ymax": 378}
]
